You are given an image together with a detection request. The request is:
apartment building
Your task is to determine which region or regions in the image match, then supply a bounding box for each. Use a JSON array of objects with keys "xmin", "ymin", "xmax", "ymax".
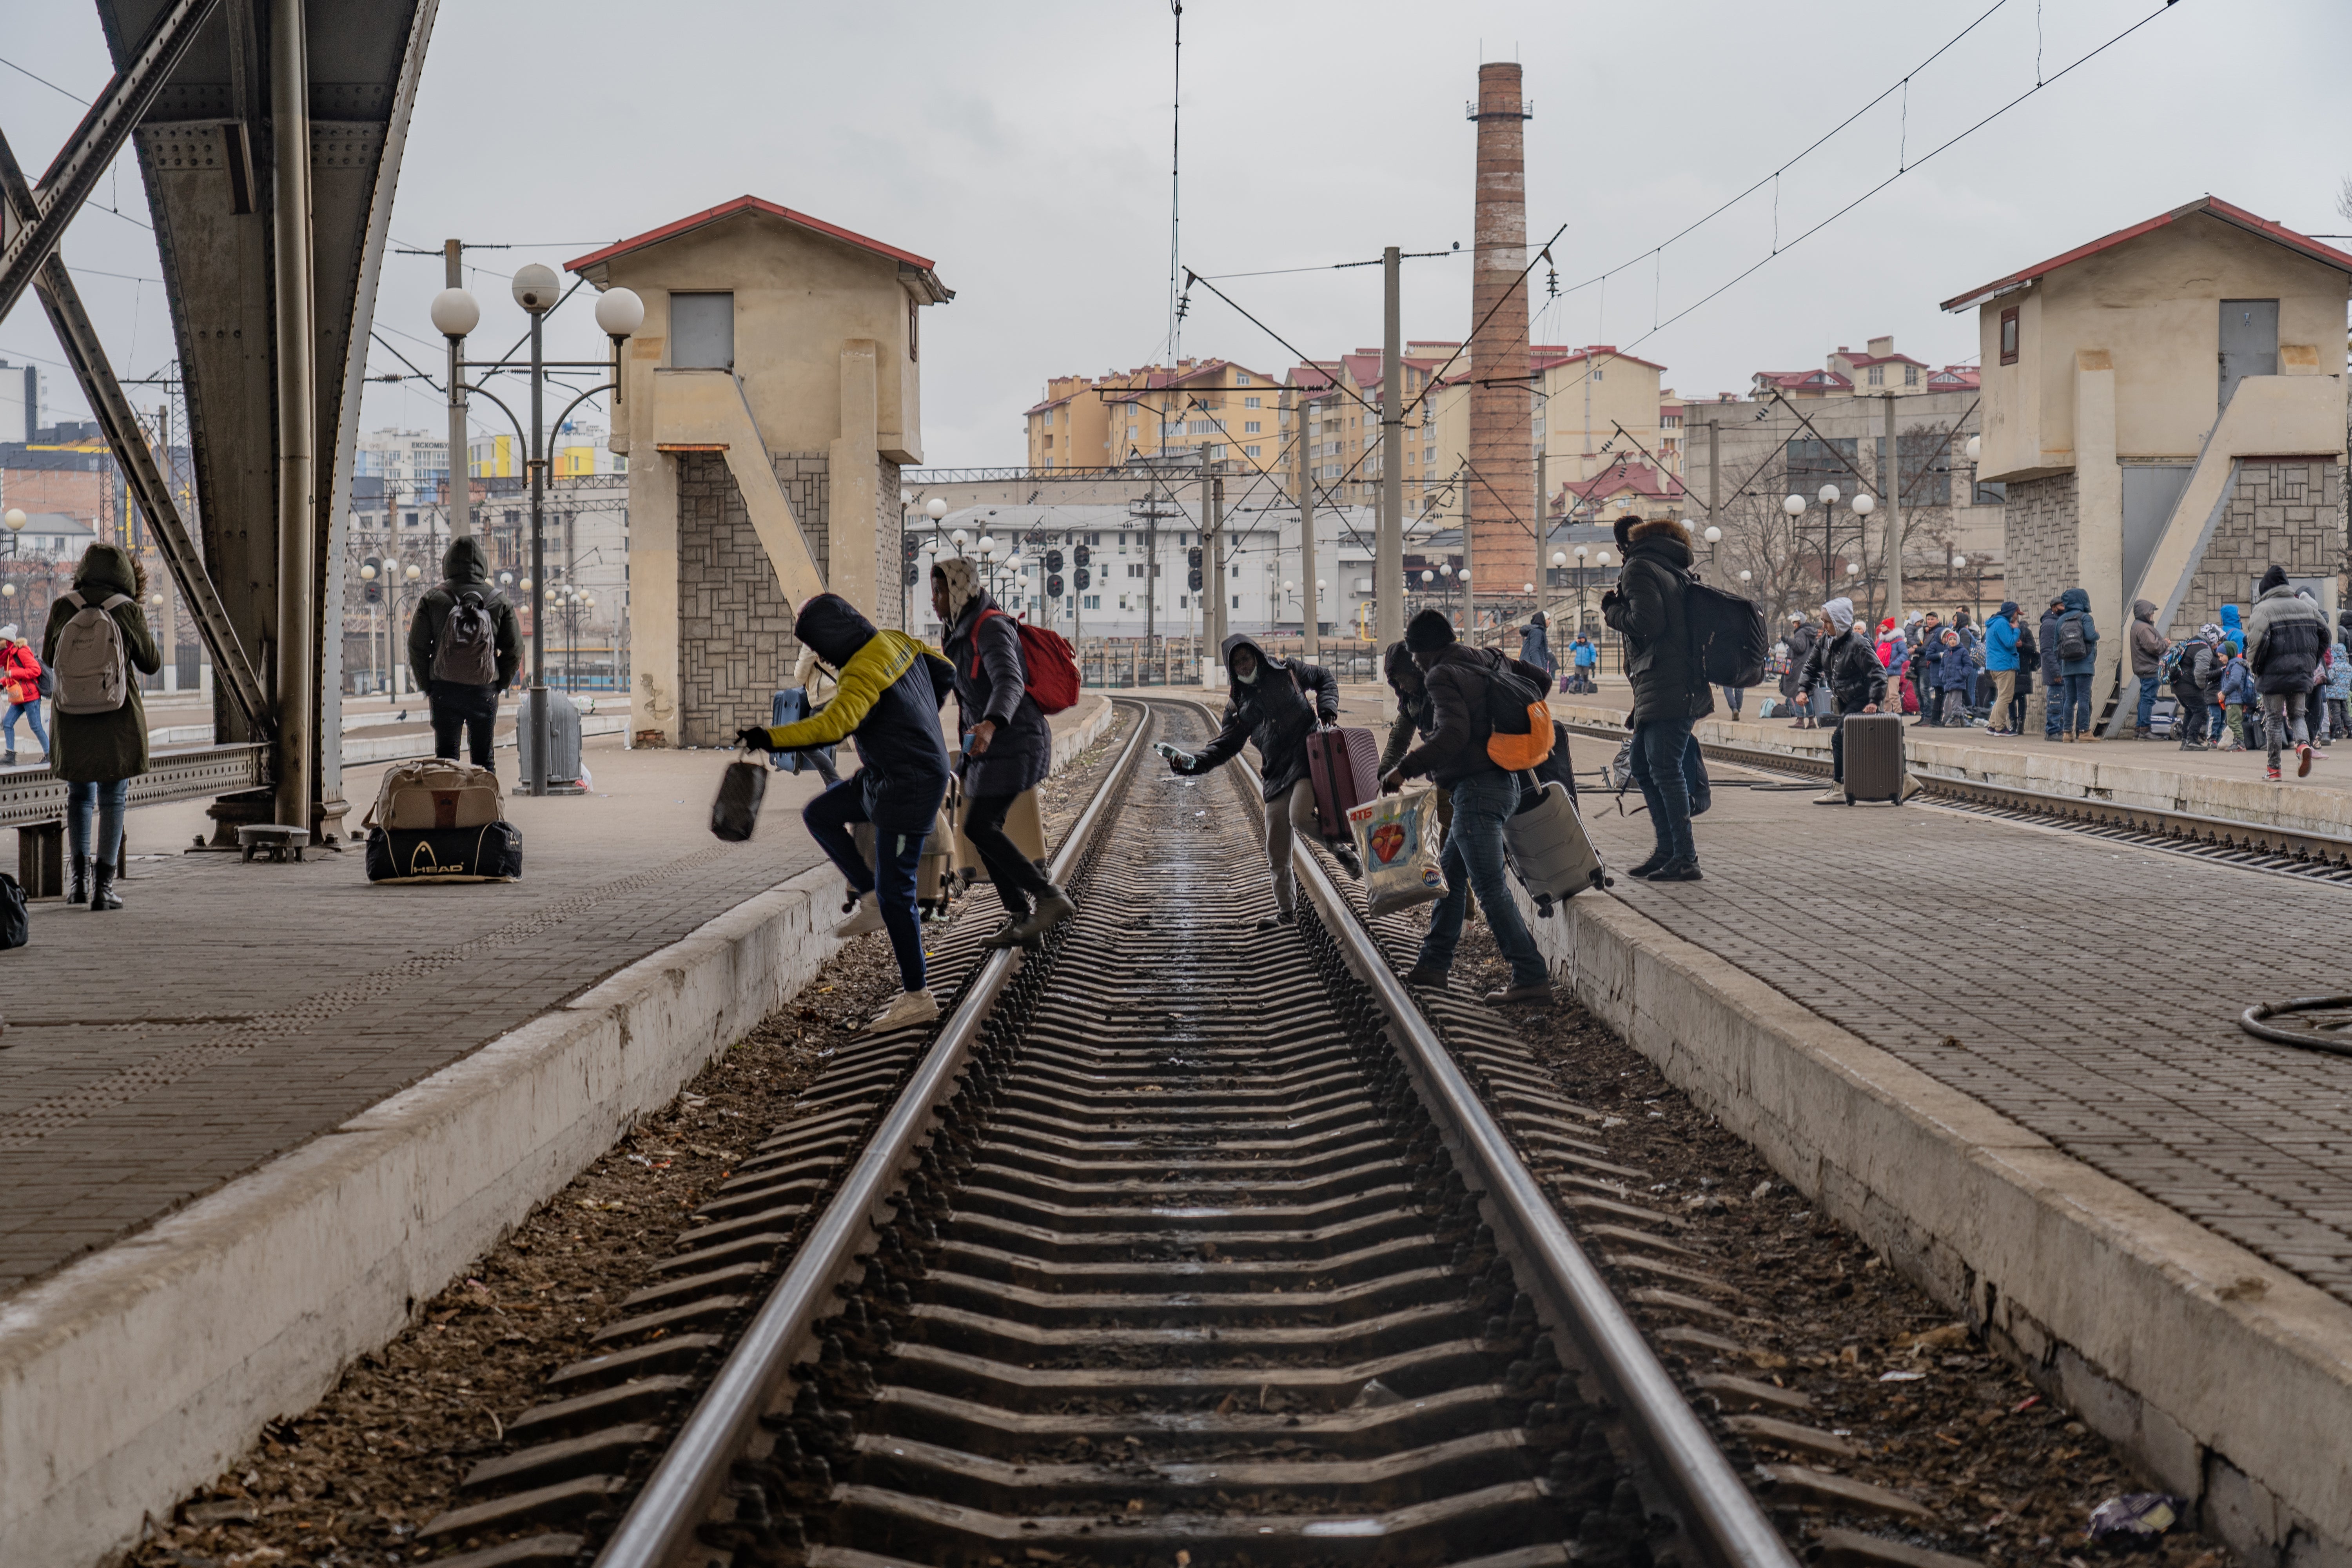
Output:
[
  {"xmin": 1285, "ymin": 351, "xmax": 1446, "ymax": 511},
  {"xmin": 1749, "ymin": 334, "xmax": 1974, "ymax": 400},
  {"xmin": 1024, "ymin": 359, "xmax": 1283, "ymax": 475}
]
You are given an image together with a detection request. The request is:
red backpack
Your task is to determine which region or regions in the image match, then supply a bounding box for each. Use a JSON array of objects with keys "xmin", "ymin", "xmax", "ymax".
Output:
[{"xmin": 968, "ymin": 607, "xmax": 1081, "ymax": 714}]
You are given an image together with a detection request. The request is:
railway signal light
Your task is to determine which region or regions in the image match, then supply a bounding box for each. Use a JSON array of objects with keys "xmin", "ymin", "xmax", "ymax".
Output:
[
  {"xmin": 902, "ymin": 534, "xmax": 921, "ymax": 563},
  {"xmin": 361, "ymin": 556, "xmax": 382, "ymax": 603},
  {"xmin": 1046, "ymin": 549, "xmax": 1064, "ymax": 573},
  {"xmin": 1047, "ymin": 573, "xmax": 1064, "ymax": 597},
  {"xmin": 1073, "ymin": 544, "xmax": 1091, "ymax": 568},
  {"xmin": 1074, "ymin": 566, "xmax": 1091, "ymax": 591}
]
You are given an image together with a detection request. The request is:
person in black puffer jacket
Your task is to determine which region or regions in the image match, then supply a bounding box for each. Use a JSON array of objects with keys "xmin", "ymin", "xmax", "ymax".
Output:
[
  {"xmin": 1377, "ymin": 610, "xmax": 1555, "ymax": 1005},
  {"xmin": 1794, "ymin": 596, "xmax": 1889, "ymax": 803},
  {"xmin": 934, "ymin": 557, "xmax": 1074, "ymax": 948},
  {"xmin": 1166, "ymin": 632, "xmax": 1351, "ymax": 928},
  {"xmin": 1600, "ymin": 516, "xmax": 1713, "ymax": 881}
]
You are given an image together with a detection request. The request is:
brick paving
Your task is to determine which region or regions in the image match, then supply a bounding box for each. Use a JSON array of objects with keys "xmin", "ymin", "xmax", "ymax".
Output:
[
  {"xmin": 1579, "ymin": 781, "xmax": 2352, "ymax": 1307},
  {"xmin": 0, "ymin": 740, "xmax": 846, "ymax": 1295}
]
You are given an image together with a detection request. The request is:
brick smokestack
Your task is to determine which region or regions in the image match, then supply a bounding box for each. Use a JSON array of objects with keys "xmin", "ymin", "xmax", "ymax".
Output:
[{"xmin": 1468, "ymin": 62, "xmax": 1533, "ymax": 596}]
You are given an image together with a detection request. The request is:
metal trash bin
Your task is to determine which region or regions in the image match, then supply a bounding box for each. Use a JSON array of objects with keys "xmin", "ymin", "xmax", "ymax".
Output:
[{"xmin": 517, "ymin": 690, "xmax": 586, "ymax": 793}]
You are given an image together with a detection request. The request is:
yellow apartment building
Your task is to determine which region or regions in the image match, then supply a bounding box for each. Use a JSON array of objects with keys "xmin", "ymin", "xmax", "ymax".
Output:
[{"xmin": 1023, "ymin": 359, "xmax": 1281, "ymax": 474}]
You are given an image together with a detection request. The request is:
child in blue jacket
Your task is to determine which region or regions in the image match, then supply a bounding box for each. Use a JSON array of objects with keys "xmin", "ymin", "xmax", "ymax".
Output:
[
  {"xmin": 1935, "ymin": 629, "xmax": 1976, "ymax": 726},
  {"xmin": 2218, "ymin": 641, "xmax": 2254, "ymax": 750}
]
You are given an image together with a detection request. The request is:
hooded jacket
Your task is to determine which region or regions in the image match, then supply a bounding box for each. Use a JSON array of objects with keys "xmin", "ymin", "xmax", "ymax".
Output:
[
  {"xmin": 2245, "ymin": 581, "xmax": 2328, "ymax": 693},
  {"xmin": 1571, "ymin": 635, "xmax": 1597, "ymax": 668},
  {"xmin": 1984, "ymin": 606, "xmax": 2021, "ymax": 673},
  {"xmin": 1933, "ymin": 634, "xmax": 1976, "ymax": 693},
  {"xmin": 2220, "ymin": 604, "xmax": 2247, "ymax": 664},
  {"xmin": 1519, "ymin": 615, "xmax": 1553, "ymax": 675},
  {"xmin": 2054, "ymin": 588, "xmax": 2100, "ymax": 677},
  {"xmin": 1779, "ymin": 623, "xmax": 1817, "ymax": 696},
  {"xmin": 2129, "ymin": 600, "xmax": 2167, "ymax": 678},
  {"xmin": 757, "ymin": 594, "xmax": 953, "ymax": 828},
  {"xmin": 407, "ymin": 537, "xmax": 524, "ymax": 691},
  {"xmin": 42, "ymin": 541, "xmax": 162, "ymax": 783},
  {"xmin": 1377, "ymin": 639, "xmax": 1437, "ymax": 776},
  {"xmin": 940, "ymin": 587, "xmax": 1052, "ymax": 799},
  {"xmin": 1394, "ymin": 641, "xmax": 1555, "ymax": 788},
  {"xmin": 1, "ymin": 638, "xmax": 40, "ymax": 706},
  {"xmin": 1181, "ymin": 634, "xmax": 1338, "ymax": 802},
  {"xmin": 1601, "ymin": 518, "xmax": 1713, "ymax": 723},
  {"xmin": 1795, "ymin": 626, "xmax": 1887, "ymax": 714}
]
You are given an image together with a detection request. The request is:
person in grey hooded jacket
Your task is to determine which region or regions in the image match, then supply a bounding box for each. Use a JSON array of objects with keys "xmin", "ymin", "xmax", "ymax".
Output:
[{"xmin": 2246, "ymin": 564, "xmax": 2328, "ymax": 777}]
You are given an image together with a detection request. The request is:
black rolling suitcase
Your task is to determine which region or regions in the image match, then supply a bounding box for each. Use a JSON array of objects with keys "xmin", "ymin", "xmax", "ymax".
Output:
[
  {"xmin": 1839, "ymin": 712, "xmax": 1906, "ymax": 804},
  {"xmin": 365, "ymin": 821, "xmax": 524, "ymax": 882}
]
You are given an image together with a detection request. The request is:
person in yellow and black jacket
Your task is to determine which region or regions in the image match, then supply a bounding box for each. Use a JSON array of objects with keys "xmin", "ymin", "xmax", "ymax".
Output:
[{"xmin": 737, "ymin": 593, "xmax": 955, "ymax": 1031}]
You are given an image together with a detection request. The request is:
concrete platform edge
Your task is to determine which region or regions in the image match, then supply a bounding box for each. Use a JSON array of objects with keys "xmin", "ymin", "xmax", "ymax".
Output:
[
  {"xmin": 1528, "ymin": 886, "xmax": 2352, "ymax": 1566},
  {"xmin": 0, "ymin": 859, "xmax": 842, "ymax": 1568}
]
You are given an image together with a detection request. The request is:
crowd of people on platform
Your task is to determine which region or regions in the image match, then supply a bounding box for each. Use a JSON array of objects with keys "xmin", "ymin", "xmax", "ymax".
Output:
[{"xmin": 1757, "ymin": 564, "xmax": 2351, "ymax": 782}]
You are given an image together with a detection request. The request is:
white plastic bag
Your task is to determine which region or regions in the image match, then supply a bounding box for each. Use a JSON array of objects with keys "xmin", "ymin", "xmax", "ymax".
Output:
[{"xmin": 1348, "ymin": 788, "xmax": 1447, "ymax": 917}]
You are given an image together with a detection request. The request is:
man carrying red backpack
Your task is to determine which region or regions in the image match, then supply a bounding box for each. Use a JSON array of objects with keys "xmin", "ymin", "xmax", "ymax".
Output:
[
  {"xmin": 933, "ymin": 558, "xmax": 1077, "ymax": 947},
  {"xmin": 0, "ymin": 623, "xmax": 47, "ymax": 766}
]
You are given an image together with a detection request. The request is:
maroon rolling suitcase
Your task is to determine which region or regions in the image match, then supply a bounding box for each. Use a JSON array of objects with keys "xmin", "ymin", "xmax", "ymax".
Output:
[{"xmin": 1304, "ymin": 724, "xmax": 1379, "ymax": 840}]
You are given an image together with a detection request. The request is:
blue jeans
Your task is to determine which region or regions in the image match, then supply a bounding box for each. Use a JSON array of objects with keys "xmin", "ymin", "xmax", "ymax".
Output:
[
  {"xmin": 2135, "ymin": 675, "xmax": 2160, "ymax": 729},
  {"xmin": 67, "ymin": 778, "xmax": 129, "ymax": 866},
  {"xmin": 2062, "ymin": 673, "xmax": 2094, "ymax": 733},
  {"xmin": 1628, "ymin": 715, "xmax": 1698, "ymax": 864},
  {"xmin": 4, "ymin": 700, "xmax": 45, "ymax": 755},
  {"xmin": 1416, "ymin": 771, "xmax": 1548, "ymax": 988},
  {"xmin": 2043, "ymin": 671, "xmax": 2066, "ymax": 736},
  {"xmin": 1722, "ymin": 686, "xmax": 1743, "ymax": 717},
  {"xmin": 803, "ymin": 773, "xmax": 938, "ymax": 993},
  {"xmin": 1682, "ymin": 732, "xmax": 1710, "ymax": 815}
]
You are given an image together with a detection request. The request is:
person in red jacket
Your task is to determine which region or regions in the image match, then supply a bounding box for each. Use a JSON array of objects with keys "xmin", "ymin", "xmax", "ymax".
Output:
[{"xmin": 0, "ymin": 624, "xmax": 46, "ymax": 766}]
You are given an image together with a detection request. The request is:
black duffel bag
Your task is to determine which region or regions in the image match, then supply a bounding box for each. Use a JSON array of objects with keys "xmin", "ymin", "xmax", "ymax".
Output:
[
  {"xmin": 366, "ymin": 821, "xmax": 523, "ymax": 884},
  {"xmin": 711, "ymin": 757, "xmax": 768, "ymax": 842}
]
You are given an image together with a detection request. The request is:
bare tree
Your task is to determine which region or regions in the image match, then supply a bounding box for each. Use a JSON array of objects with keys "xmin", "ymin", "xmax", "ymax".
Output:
[{"xmin": 2336, "ymin": 174, "xmax": 2352, "ymax": 228}]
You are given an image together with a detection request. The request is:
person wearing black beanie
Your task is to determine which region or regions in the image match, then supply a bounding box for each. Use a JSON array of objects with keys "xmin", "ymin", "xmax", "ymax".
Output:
[{"xmin": 1405, "ymin": 606, "xmax": 1455, "ymax": 652}]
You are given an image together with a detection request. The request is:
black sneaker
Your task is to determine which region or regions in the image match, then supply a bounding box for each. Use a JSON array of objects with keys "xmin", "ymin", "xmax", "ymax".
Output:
[
  {"xmin": 1626, "ymin": 851, "xmax": 1671, "ymax": 878},
  {"xmin": 1646, "ymin": 859, "xmax": 1703, "ymax": 882},
  {"xmin": 1255, "ymin": 911, "xmax": 1296, "ymax": 931},
  {"xmin": 1332, "ymin": 845, "xmax": 1363, "ymax": 880}
]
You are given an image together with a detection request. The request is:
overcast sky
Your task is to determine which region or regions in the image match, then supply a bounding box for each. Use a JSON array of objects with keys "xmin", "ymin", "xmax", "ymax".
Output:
[{"xmin": 7, "ymin": 0, "xmax": 2349, "ymax": 468}]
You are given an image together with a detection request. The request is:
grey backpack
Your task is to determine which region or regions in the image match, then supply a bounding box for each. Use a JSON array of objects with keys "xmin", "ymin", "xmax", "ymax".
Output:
[
  {"xmin": 53, "ymin": 591, "xmax": 133, "ymax": 713},
  {"xmin": 432, "ymin": 589, "xmax": 499, "ymax": 686}
]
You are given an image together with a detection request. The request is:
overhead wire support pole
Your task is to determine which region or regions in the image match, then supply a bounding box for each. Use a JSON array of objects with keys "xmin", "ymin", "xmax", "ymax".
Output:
[
  {"xmin": 447, "ymin": 240, "xmax": 470, "ymax": 538},
  {"xmin": 0, "ymin": 0, "xmax": 222, "ymax": 321},
  {"xmin": 1378, "ymin": 245, "xmax": 1405, "ymax": 650},
  {"xmin": 0, "ymin": 129, "xmax": 272, "ymax": 739}
]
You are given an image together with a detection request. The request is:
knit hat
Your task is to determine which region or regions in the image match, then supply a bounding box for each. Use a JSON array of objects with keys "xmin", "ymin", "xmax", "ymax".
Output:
[
  {"xmin": 0, "ymin": 624, "xmax": 17, "ymax": 642},
  {"xmin": 1998, "ymin": 601, "xmax": 2019, "ymax": 618},
  {"xmin": 1822, "ymin": 597, "xmax": 1855, "ymax": 632},
  {"xmin": 2198, "ymin": 622, "xmax": 2223, "ymax": 642},
  {"xmin": 1878, "ymin": 616, "xmax": 1897, "ymax": 633},
  {"xmin": 1612, "ymin": 515, "xmax": 1635, "ymax": 552},
  {"xmin": 1405, "ymin": 606, "xmax": 1456, "ymax": 652},
  {"xmin": 2259, "ymin": 564, "xmax": 2289, "ymax": 592},
  {"xmin": 931, "ymin": 555, "xmax": 985, "ymax": 624}
]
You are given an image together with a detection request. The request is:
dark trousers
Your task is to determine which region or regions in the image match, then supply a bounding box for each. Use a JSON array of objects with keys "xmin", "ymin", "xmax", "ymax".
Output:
[
  {"xmin": 430, "ymin": 681, "xmax": 499, "ymax": 769},
  {"xmin": 1918, "ymin": 683, "xmax": 1942, "ymax": 724},
  {"xmin": 1628, "ymin": 715, "xmax": 1698, "ymax": 864},
  {"xmin": 964, "ymin": 790, "xmax": 1054, "ymax": 915},
  {"xmin": 804, "ymin": 775, "xmax": 936, "ymax": 992}
]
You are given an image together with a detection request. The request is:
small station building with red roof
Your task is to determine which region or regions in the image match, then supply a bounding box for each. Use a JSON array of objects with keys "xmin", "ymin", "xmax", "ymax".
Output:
[{"xmin": 566, "ymin": 196, "xmax": 953, "ymax": 747}]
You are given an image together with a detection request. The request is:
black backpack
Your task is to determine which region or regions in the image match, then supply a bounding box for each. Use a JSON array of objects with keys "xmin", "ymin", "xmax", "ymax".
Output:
[
  {"xmin": 1483, "ymin": 655, "xmax": 1539, "ymax": 736},
  {"xmin": 2055, "ymin": 612, "xmax": 2089, "ymax": 664},
  {"xmin": 432, "ymin": 589, "xmax": 500, "ymax": 685},
  {"xmin": 1685, "ymin": 573, "xmax": 1768, "ymax": 687}
]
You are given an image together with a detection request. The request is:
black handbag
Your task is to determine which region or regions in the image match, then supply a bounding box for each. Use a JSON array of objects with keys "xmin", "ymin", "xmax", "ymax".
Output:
[{"xmin": 711, "ymin": 756, "xmax": 768, "ymax": 842}]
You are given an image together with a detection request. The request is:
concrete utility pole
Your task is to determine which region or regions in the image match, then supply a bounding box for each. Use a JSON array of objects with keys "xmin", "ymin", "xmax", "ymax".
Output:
[
  {"xmin": 1203, "ymin": 471, "xmax": 1225, "ymax": 684},
  {"xmin": 446, "ymin": 240, "xmax": 470, "ymax": 539},
  {"xmin": 1377, "ymin": 245, "xmax": 1404, "ymax": 651},
  {"xmin": 1294, "ymin": 390, "xmax": 1316, "ymax": 660},
  {"xmin": 1880, "ymin": 393, "xmax": 1905, "ymax": 625},
  {"xmin": 269, "ymin": 0, "xmax": 316, "ymax": 834}
]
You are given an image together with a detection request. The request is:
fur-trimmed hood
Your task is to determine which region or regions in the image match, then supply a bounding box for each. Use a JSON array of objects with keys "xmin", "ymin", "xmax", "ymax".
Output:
[{"xmin": 1623, "ymin": 516, "xmax": 1693, "ymax": 569}]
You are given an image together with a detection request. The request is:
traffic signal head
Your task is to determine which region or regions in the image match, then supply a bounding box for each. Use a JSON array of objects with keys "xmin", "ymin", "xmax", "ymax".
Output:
[
  {"xmin": 1047, "ymin": 573, "xmax": 1065, "ymax": 597},
  {"xmin": 1187, "ymin": 570, "xmax": 1203, "ymax": 591},
  {"xmin": 1074, "ymin": 566, "xmax": 1091, "ymax": 591},
  {"xmin": 1045, "ymin": 549, "xmax": 1064, "ymax": 573},
  {"xmin": 1074, "ymin": 544, "xmax": 1091, "ymax": 567},
  {"xmin": 902, "ymin": 534, "xmax": 920, "ymax": 563},
  {"xmin": 1187, "ymin": 547, "xmax": 1202, "ymax": 570},
  {"xmin": 904, "ymin": 564, "xmax": 920, "ymax": 586}
]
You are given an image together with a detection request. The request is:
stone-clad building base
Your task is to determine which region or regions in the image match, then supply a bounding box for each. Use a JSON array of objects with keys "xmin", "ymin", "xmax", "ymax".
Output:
[{"xmin": 677, "ymin": 452, "xmax": 830, "ymax": 748}]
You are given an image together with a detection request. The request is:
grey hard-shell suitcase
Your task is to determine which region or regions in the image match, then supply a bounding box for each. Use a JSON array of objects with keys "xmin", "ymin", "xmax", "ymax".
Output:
[
  {"xmin": 1502, "ymin": 778, "xmax": 1606, "ymax": 916},
  {"xmin": 1840, "ymin": 712, "xmax": 1907, "ymax": 804}
]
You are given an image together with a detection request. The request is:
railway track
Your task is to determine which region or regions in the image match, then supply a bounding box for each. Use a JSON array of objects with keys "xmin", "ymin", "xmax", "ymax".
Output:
[
  {"xmin": 1561, "ymin": 718, "xmax": 2352, "ymax": 882},
  {"xmin": 420, "ymin": 697, "xmax": 1808, "ymax": 1568}
]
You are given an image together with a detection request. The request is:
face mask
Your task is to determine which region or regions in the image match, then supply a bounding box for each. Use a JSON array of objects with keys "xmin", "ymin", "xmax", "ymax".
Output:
[{"xmin": 1237, "ymin": 664, "xmax": 1260, "ymax": 685}]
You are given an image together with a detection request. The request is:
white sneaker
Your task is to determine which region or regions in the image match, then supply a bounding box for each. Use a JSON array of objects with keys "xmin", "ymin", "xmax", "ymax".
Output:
[
  {"xmin": 832, "ymin": 893, "xmax": 885, "ymax": 938},
  {"xmin": 868, "ymin": 988, "xmax": 938, "ymax": 1031},
  {"xmin": 1812, "ymin": 787, "xmax": 1847, "ymax": 805}
]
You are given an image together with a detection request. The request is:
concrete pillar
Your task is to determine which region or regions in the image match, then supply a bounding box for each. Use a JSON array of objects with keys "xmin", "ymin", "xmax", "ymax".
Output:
[
  {"xmin": 2074, "ymin": 350, "xmax": 2127, "ymax": 734},
  {"xmin": 1468, "ymin": 62, "xmax": 1534, "ymax": 596},
  {"xmin": 830, "ymin": 339, "xmax": 880, "ymax": 617},
  {"xmin": 632, "ymin": 437, "xmax": 681, "ymax": 746}
]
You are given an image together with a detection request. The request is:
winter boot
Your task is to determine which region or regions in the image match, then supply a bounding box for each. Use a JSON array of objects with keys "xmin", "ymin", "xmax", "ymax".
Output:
[
  {"xmin": 4, "ymin": 750, "xmax": 15, "ymax": 766},
  {"xmin": 832, "ymin": 892, "xmax": 885, "ymax": 938},
  {"xmin": 1007, "ymin": 888, "xmax": 1077, "ymax": 944},
  {"xmin": 91, "ymin": 864, "xmax": 121, "ymax": 911},
  {"xmin": 2134, "ymin": 725, "xmax": 2151, "ymax": 741},
  {"xmin": 65, "ymin": 854, "xmax": 89, "ymax": 905},
  {"xmin": 978, "ymin": 913, "xmax": 1030, "ymax": 949}
]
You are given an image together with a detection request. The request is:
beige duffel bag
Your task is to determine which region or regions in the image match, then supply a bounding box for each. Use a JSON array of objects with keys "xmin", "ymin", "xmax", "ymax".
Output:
[{"xmin": 364, "ymin": 759, "xmax": 506, "ymax": 831}]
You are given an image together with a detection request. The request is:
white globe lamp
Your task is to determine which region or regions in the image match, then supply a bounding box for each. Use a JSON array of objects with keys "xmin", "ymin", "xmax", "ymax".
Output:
[
  {"xmin": 1953, "ymin": 555, "xmax": 1968, "ymax": 571},
  {"xmin": 403, "ymin": 563, "xmax": 421, "ymax": 581},
  {"xmin": 429, "ymin": 287, "xmax": 479, "ymax": 338},
  {"xmin": 927, "ymin": 497, "xmax": 949, "ymax": 521},
  {"xmin": 1965, "ymin": 436, "xmax": 1982, "ymax": 462},
  {"xmin": 1817, "ymin": 483, "xmax": 1840, "ymax": 507},
  {"xmin": 510, "ymin": 263, "xmax": 561, "ymax": 313},
  {"xmin": 1704, "ymin": 525, "xmax": 1723, "ymax": 543},
  {"xmin": 359, "ymin": 563, "xmax": 377, "ymax": 581},
  {"xmin": 1783, "ymin": 494, "xmax": 1807, "ymax": 517},
  {"xmin": 1552, "ymin": 550, "xmax": 1568, "ymax": 568},
  {"xmin": 592, "ymin": 286, "xmax": 644, "ymax": 338}
]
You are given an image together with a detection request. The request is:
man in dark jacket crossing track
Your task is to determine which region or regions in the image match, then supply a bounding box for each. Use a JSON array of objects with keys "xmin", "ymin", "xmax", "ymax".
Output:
[
  {"xmin": 1377, "ymin": 609, "xmax": 1552, "ymax": 1005},
  {"xmin": 1165, "ymin": 633, "xmax": 1353, "ymax": 928},
  {"xmin": 934, "ymin": 557, "xmax": 1075, "ymax": 947},
  {"xmin": 739, "ymin": 593, "xmax": 956, "ymax": 1032},
  {"xmin": 1599, "ymin": 516, "xmax": 1712, "ymax": 880}
]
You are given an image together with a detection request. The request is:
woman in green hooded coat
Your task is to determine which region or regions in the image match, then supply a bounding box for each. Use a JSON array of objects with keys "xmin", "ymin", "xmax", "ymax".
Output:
[{"xmin": 42, "ymin": 541, "xmax": 161, "ymax": 909}]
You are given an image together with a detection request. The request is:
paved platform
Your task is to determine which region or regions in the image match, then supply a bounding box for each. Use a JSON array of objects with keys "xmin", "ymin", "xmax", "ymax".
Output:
[{"xmin": 0, "ymin": 696, "xmax": 1108, "ymax": 1299}]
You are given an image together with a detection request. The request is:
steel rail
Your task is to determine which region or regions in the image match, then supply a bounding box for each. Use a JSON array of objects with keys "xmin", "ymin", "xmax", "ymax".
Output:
[
  {"xmin": 593, "ymin": 700, "xmax": 1156, "ymax": 1568},
  {"xmin": 1145, "ymin": 695, "xmax": 1798, "ymax": 1568},
  {"xmin": 1561, "ymin": 718, "xmax": 2352, "ymax": 869}
]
